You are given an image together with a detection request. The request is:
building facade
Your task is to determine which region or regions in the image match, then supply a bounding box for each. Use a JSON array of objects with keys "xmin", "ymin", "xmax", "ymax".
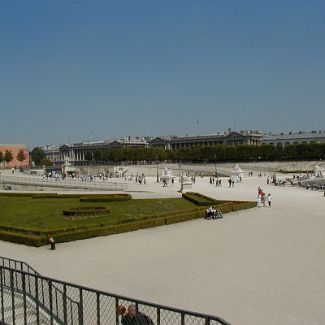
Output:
[
  {"xmin": 42, "ymin": 137, "xmax": 149, "ymax": 166},
  {"xmin": 260, "ymin": 131, "xmax": 325, "ymax": 146},
  {"xmin": 149, "ymin": 131, "xmax": 261, "ymax": 150},
  {"xmin": 0, "ymin": 144, "xmax": 30, "ymax": 169},
  {"xmin": 41, "ymin": 130, "xmax": 325, "ymax": 166}
]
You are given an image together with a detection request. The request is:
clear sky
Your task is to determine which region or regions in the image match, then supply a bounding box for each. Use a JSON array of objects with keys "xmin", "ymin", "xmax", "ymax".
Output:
[{"xmin": 1, "ymin": 0, "xmax": 325, "ymax": 147}]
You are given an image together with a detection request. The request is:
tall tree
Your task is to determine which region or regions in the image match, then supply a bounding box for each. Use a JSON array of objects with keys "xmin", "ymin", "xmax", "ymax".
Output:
[
  {"xmin": 16, "ymin": 149, "xmax": 26, "ymax": 166},
  {"xmin": 4, "ymin": 150, "xmax": 13, "ymax": 167},
  {"xmin": 31, "ymin": 147, "xmax": 46, "ymax": 166},
  {"xmin": 40, "ymin": 158, "xmax": 54, "ymax": 167},
  {"xmin": 0, "ymin": 151, "xmax": 3, "ymax": 164},
  {"xmin": 84, "ymin": 151, "xmax": 93, "ymax": 162}
]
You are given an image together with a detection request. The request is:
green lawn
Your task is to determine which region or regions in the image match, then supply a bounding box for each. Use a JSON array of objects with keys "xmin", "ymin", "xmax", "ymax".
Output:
[{"xmin": 0, "ymin": 196, "xmax": 197, "ymax": 230}]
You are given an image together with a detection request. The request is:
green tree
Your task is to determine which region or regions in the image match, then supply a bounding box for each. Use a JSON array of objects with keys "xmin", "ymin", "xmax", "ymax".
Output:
[
  {"xmin": 84, "ymin": 151, "xmax": 93, "ymax": 162},
  {"xmin": 4, "ymin": 150, "xmax": 13, "ymax": 167},
  {"xmin": 0, "ymin": 151, "xmax": 3, "ymax": 165},
  {"xmin": 283, "ymin": 144, "xmax": 297, "ymax": 160},
  {"xmin": 40, "ymin": 158, "xmax": 54, "ymax": 167},
  {"xmin": 93, "ymin": 149, "xmax": 103, "ymax": 162},
  {"xmin": 31, "ymin": 147, "xmax": 46, "ymax": 166},
  {"xmin": 16, "ymin": 149, "xmax": 27, "ymax": 166}
]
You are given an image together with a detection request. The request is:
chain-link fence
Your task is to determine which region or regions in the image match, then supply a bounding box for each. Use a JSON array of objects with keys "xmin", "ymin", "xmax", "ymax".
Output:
[{"xmin": 0, "ymin": 257, "xmax": 231, "ymax": 325}]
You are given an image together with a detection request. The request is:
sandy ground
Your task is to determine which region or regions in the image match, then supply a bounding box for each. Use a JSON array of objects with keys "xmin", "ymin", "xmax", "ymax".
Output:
[{"xmin": 1, "ymin": 175, "xmax": 325, "ymax": 325}]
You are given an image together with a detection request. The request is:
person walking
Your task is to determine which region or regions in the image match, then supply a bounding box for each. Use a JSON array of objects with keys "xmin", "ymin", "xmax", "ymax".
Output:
[{"xmin": 267, "ymin": 193, "xmax": 272, "ymax": 207}]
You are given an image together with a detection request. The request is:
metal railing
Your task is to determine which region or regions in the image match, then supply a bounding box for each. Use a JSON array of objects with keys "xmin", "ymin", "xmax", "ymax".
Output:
[
  {"xmin": 0, "ymin": 175, "xmax": 129, "ymax": 191},
  {"xmin": 0, "ymin": 257, "xmax": 231, "ymax": 325},
  {"xmin": 0, "ymin": 257, "xmax": 80, "ymax": 324}
]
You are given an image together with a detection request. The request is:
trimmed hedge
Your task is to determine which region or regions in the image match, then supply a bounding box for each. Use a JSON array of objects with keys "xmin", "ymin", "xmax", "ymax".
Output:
[
  {"xmin": 0, "ymin": 192, "xmax": 36, "ymax": 197},
  {"xmin": 80, "ymin": 194, "xmax": 132, "ymax": 202},
  {"xmin": 32, "ymin": 193, "xmax": 60, "ymax": 199},
  {"xmin": 63, "ymin": 206, "xmax": 110, "ymax": 216},
  {"xmin": 0, "ymin": 230, "xmax": 46, "ymax": 247},
  {"xmin": 0, "ymin": 193, "xmax": 132, "ymax": 200},
  {"xmin": 182, "ymin": 192, "xmax": 217, "ymax": 206},
  {"xmin": 53, "ymin": 210, "xmax": 206, "ymax": 243}
]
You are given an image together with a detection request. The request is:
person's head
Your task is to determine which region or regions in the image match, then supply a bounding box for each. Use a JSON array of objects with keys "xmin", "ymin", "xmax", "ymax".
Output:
[
  {"xmin": 117, "ymin": 305, "xmax": 126, "ymax": 315},
  {"xmin": 128, "ymin": 305, "xmax": 137, "ymax": 317}
]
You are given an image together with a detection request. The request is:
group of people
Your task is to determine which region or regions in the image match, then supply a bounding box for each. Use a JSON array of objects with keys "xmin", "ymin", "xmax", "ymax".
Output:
[
  {"xmin": 135, "ymin": 174, "xmax": 147, "ymax": 184},
  {"xmin": 205, "ymin": 206, "xmax": 223, "ymax": 219},
  {"xmin": 257, "ymin": 187, "xmax": 272, "ymax": 207},
  {"xmin": 266, "ymin": 174, "xmax": 277, "ymax": 185},
  {"xmin": 209, "ymin": 176, "xmax": 222, "ymax": 187}
]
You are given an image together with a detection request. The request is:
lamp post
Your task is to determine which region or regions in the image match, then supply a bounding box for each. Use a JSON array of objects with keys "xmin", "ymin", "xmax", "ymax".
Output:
[
  {"xmin": 214, "ymin": 153, "xmax": 217, "ymax": 178},
  {"xmin": 156, "ymin": 155, "xmax": 159, "ymax": 182}
]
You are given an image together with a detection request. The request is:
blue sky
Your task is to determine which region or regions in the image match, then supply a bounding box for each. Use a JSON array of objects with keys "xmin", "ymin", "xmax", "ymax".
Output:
[{"xmin": 1, "ymin": 1, "xmax": 325, "ymax": 147}]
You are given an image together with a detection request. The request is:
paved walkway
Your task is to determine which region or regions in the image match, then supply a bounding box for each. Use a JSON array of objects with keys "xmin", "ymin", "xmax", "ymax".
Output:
[{"xmin": 1, "ymin": 175, "xmax": 325, "ymax": 325}]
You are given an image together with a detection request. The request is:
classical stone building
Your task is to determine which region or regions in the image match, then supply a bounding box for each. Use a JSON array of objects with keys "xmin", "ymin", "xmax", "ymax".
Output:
[
  {"xmin": 149, "ymin": 131, "xmax": 261, "ymax": 150},
  {"xmin": 42, "ymin": 132, "xmax": 263, "ymax": 165},
  {"xmin": 42, "ymin": 137, "xmax": 148, "ymax": 166},
  {"xmin": 260, "ymin": 131, "xmax": 325, "ymax": 146},
  {"xmin": 42, "ymin": 130, "xmax": 325, "ymax": 166}
]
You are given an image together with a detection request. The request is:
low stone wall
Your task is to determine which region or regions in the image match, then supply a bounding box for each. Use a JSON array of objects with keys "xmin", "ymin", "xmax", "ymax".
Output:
[{"xmin": 79, "ymin": 160, "xmax": 325, "ymax": 176}]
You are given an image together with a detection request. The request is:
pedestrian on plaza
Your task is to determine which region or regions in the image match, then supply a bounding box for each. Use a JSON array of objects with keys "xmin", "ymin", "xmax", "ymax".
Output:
[
  {"xmin": 267, "ymin": 193, "xmax": 272, "ymax": 207},
  {"xmin": 261, "ymin": 192, "xmax": 266, "ymax": 207}
]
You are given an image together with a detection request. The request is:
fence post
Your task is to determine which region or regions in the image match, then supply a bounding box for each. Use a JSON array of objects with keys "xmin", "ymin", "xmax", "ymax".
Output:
[
  {"xmin": 22, "ymin": 273, "xmax": 27, "ymax": 325},
  {"xmin": 78, "ymin": 288, "xmax": 84, "ymax": 325},
  {"xmin": 49, "ymin": 280, "xmax": 53, "ymax": 325},
  {"xmin": 35, "ymin": 276, "xmax": 40, "ymax": 325},
  {"xmin": 0, "ymin": 268, "xmax": 4, "ymax": 322},
  {"xmin": 63, "ymin": 284, "xmax": 67, "ymax": 324},
  {"xmin": 157, "ymin": 307, "xmax": 161, "ymax": 325},
  {"xmin": 10, "ymin": 270, "xmax": 16, "ymax": 324},
  {"xmin": 96, "ymin": 293, "xmax": 100, "ymax": 325},
  {"xmin": 181, "ymin": 313, "xmax": 185, "ymax": 325},
  {"xmin": 115, "ymin": 297, "xmax": 119, "ymax": 325}
]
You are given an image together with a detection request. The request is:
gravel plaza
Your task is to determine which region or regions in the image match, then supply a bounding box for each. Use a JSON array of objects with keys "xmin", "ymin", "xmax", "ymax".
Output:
[{"xmin": 1, "ymin": 174, "xmax": 325, "ymax": 325}]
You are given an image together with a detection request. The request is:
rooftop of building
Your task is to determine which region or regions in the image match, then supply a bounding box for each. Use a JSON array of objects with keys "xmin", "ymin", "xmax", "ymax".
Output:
[
  {"xmin": 261, "ymin": 130, "xmax": 325, "ymax": 140},
  {"xmin": 0, "ymin": 144, "xmax": 28, "ymax": 147}
]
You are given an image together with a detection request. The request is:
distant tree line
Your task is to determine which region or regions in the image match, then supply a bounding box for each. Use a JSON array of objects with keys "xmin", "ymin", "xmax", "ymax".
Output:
[{"xmin": 82, "ymin": 143, "xmax": 325, "ymax": 164}]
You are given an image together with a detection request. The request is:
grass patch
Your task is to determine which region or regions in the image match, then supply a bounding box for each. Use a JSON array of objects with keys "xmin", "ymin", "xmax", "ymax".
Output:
[
  {"xmin": 0, "ymin": 194, "xmax": 255, "ymax": 246},
  {"xmin": 0, "ymin": 196, "xmax": 196, "ymax": 230}
]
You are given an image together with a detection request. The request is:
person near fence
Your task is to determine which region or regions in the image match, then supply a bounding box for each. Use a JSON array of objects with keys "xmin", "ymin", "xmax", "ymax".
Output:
[{"xmin": 120, "ymin": 304, "xmax": 154, "ymax": 325}]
